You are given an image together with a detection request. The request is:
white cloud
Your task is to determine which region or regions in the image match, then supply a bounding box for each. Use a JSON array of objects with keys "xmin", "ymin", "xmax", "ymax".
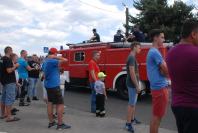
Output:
[
  {"xmin": 4, "ymin": 0, "xmax": 194, "ymax": 55},
  {"xmin": 21, "ymin": 28, "xmax": 68, "ymax": 40},
  {"xmin": 0, "ymin": 0, "xmax": 131, "ymax": 55},
  {"xmin": 168, "ymin": 0, "xmax": 193, "ymax": 6}
]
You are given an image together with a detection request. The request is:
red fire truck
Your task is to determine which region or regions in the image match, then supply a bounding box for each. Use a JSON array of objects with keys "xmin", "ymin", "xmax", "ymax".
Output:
[{"xmin": 60, "ymin": 42, "xmax": 172, "ymax": 99}]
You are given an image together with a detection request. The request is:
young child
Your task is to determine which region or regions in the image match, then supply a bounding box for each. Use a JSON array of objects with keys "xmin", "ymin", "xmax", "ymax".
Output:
[
  {"xmin": 60, "ymin": 69, "xmax": 66, "ymax": 97},
  {"xmin": 60, "ymin": 68, "xmax": 67, "ymax": 112},
  {"xmin": 94, "ymin": 72, "xmax": 107, "ymax": 117},
  {"xmin": 40, "ymin": 72, "xmax": 48, "ymax": 104}
]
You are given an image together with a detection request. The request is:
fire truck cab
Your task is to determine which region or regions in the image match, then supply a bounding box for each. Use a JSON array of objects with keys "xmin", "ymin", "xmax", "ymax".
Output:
[{"xmin": 60, "ymin": 42, "xmax": 171, "ymax": 99}]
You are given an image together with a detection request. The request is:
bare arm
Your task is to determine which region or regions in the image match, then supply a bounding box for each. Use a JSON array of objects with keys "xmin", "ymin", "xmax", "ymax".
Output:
[
  {"xmin": 41, "ymin": 72, "xmax": 45, "ymax": 81},
  {"xmin": 159, "ymin": 61, "xmax": 169, "ymax": 77},
  {"xmin": 48, "ymin": 55, "xmax": 68, "ymax": 63},
  {"xmin": 56, "ymin": 56, "xmax": 68, "ymax": 63},
  {"xmin": 26, "ymin": 65, "xmax": 34, "ymax": 71},
  {"xmin": 103, "ymin": 88, "xmax": 107, "ymax": 99},
  {"xmin": 129, "ymin": 66, "xmax": 141, "ymax": 93},
  {"xmin": 90, "ymin": 70, "xmax": 97, "ymax": 82},
  {"xmin": 6, "ymin": 63, "xmax": 19, "ymax": 73}
]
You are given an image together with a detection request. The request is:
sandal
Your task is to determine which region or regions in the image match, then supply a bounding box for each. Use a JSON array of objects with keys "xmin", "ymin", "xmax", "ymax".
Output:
[
  {"xmin": 0, "ymin": 116, "xmax": 7, "ymax": 119},
  {"xmin": 6, "ymin": 117, "xmax": 20, "ymax": 122}
]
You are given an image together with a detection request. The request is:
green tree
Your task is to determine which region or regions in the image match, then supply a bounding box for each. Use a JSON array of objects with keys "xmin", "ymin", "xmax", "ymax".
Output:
[{"xmin": 129, "ymin": 0, "xmax": 196, "ymax": 42}]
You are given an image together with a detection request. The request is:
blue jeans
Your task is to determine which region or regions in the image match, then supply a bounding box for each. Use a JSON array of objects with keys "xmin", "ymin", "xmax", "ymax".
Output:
[
  {"xmin": 1, "ymin": 83, "xmax": 16, "ymax": 105},
  {"xmin": 28, "ymin": 78, "xmax": 38, "ymax": 97},
  {"xmin": 90, "ymin": 82, "xmax": 96, "ymax": 113},
  {"xmin": 19, "ymin": 78, "xmax": 28, "ymax": 103}
]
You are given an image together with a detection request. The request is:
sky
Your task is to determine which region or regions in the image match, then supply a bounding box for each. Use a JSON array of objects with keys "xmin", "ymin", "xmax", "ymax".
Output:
[{"xmin": 0, "ymin": 0, "xmax": 197, "ymax": 56}]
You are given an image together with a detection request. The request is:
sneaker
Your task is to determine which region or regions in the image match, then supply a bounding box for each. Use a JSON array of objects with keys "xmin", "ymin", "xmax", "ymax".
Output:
[
  {"xmin": 27, "ymin": 97, "xmax": 31, "ymax": 103},
  {"xmin": 99, "ymin": 110, "xmax": 106, "ymax": 117},
  {"xmin": 32, "ymin": 96, "xmax": 39, "ymax": 101},
  {"xmin": 96, "ymin": 113, "xmax": 100, "ymax": 117},
  {"xmin": 12, "ymin": 108, "xmax": 19, "ymax": 112},
  {"xmin": 56, "ymin": 123, "xmax": 71, "ymax": 130},
  {"xmin": 125, "ymin": 123, "xmax": 134, "ymax": 133},
  {"xmin": 11, "ymin": 112, "xmax": 16, "ymax": 116},
  {"xmin": 15, "ymin": 95, "xmax": 20, "ymax": 100},
  {"xmin": 96, "ymin": 110, "xmax": 100, "ymax": 117},
  {"xmin": 11, "ymin": 108, "xmax": 19, "ymax": 115},
  {"xmin": 19, "ymin": 102, "xmax": 30, "ymax": 106},
  {"xmin": 131, "ymin": 118, "xmax": 141, "ymax": 124},
  {"xmin": 48, "ymin": 121, "xmax": 57, "ymax": 128}
]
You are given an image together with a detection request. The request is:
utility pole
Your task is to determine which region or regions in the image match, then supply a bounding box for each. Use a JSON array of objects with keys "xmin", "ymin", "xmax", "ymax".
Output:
[
  {"xmin": 125, "ymin": 7, "xmax": 129, "ymax": 37},
  {"xmin": 122, "ymin": 3, "xmax": 129, "ymax": 37}
]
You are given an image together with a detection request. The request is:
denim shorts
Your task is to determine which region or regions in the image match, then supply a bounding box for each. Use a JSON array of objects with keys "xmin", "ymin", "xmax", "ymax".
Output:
[
  {"xmin": 127, "ymin": 86, "xmax": 138, "ymax": 106},
  {"xmin": 1, "ymin": 83, "xmax": 16, "ymax": 105}
]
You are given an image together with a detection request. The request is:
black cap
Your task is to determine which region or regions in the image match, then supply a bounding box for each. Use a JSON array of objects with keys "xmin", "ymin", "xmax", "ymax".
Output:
[
  {"xmin": 92, "ymin": 28, "xmax": 96, "ymax": 32},
  {"xmin": 117, "ymin": 29, "xmax": 121, "ymax": 33}
]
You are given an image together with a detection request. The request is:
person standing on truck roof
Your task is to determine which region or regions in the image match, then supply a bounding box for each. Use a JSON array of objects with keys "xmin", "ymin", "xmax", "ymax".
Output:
[
  {"xmin": 125, "ymin": 42, "xmax": 141, "ymax": 133},
  {"xmin": 166, "ymin": 19, "xmax": 198, "ymax": 133},
  {"xmin": 146, "ymin": 29, "xmax": 169, "ymax": 133},
  {"xmin": 114, "ymin": 29, "xmax": 125, "ymax": 42},
  {"xmin": 88, "ymin": 51, "xmax": 101, "ymax": 113},
  {"xmin": 90, "ymin": 28, "xmax": 100, "ymax": 42},
  {"xmin": 132, "ymin": 25, "xmax": 145, "ymax": 42}
]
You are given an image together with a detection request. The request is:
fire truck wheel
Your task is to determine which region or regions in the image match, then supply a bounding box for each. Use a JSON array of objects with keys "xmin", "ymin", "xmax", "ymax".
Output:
[{"xmin": 116, "ymin": 76, "xmax": 128, "ymax": 100}]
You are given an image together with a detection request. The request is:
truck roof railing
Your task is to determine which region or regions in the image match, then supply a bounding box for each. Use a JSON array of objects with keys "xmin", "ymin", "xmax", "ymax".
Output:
[
  {"xmin": 110, "ymin": 42, "xmax": 173, "ymax": 48},
  {"xmin": 66, "ymin": 42, "xmax": 107, "ymax": 47},
  {"xmin": 66, "ymin": 42, "xmax": 173, "ymax": 48}
]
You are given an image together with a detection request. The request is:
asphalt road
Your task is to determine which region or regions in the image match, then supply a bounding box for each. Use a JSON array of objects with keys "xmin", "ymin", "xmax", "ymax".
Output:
[{"xmin": 61, "ymin": 87, "xmax": 177, "ymax": 131}]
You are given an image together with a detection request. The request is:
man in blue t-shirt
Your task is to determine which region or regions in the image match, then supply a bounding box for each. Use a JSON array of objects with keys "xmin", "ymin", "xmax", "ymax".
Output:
[
  {"xmin": 42, "ymin": 48, "xmax": 71, "ymax": 130},
  {"xmin": 17, "ymin": 50, "xmax": 34, "ymax": 106},
  {"xmin": 146, "ymin": 29, "xmax": 169, "ymax": 133}
]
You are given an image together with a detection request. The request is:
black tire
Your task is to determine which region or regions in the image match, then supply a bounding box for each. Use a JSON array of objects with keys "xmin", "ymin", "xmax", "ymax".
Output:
[{"xmin": 116, "ymin": 76, "xmax": 128, "ymax": 100}]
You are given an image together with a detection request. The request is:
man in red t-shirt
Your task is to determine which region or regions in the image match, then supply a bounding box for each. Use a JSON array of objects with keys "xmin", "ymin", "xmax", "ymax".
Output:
[{"xmin": 88, "ymin": 51, "xmax": 100, "ymax": 113}]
